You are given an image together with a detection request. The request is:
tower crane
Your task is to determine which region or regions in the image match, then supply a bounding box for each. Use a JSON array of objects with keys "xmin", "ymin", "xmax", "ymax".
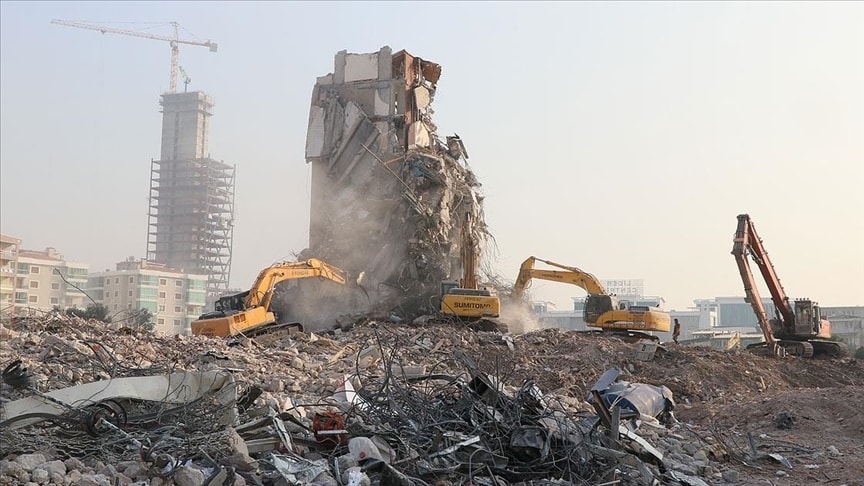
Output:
[
  {"xmin": 50, "ymin": 20, "xmax": 217, "ymax": 93},
  {"xmin": 178, "ymin": 66, "xmax": 192, "ymax": 92}
]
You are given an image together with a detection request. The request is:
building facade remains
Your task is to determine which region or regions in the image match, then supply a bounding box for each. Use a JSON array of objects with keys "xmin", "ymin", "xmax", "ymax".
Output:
[{"xmin": 302, "ymin": 47, "xmax": 491, "ymax": 319}]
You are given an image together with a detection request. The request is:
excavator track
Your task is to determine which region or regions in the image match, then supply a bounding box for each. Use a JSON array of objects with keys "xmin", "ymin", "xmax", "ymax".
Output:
[
  {"xmin": 247, "ymin": 321, "xmax": 304, "ymax": 338},
  {"xmin": 777, "ymin": 340, "xmax": 814, "ymax": 358},
  {"xmin": 746, "ymin": 340, "xmax": 848, "ymax": 358},
  {"xmin": 228, "ymin": 322, "xmax": 304, "ymax": 346},
  {"xmin": 581, "ymin": 330, "xmax": 660, "ymax": 344},
  {"xmin": 746, "ymin": 341, "xmax": 813, "ymax": 358},
  {"xmin": 810, "ymin": 340, "xmax": 849, "ymax": 357}
]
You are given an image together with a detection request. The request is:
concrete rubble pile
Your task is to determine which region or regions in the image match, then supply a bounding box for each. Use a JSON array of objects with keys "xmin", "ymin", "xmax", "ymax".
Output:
[
  {"xmin": 0, "ymin": 313, "xmax": 758, "ymax": 486},
  {"xmin": 298, "ymin": 47, "xmax": 493, "ymax": 322}
]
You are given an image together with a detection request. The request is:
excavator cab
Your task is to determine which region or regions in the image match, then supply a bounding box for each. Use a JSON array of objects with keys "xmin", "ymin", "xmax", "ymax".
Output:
[
  {"xmin": 214, "ymin": 291, "xmax": 249, "ymax": 314},
  {"xmin": 440, "ymin": 280, "xmax": 460, "ymax": 300},
  {"xmin": 794, "ymin": 299, "xmax": 831, "ymax": 338},
  {"xmin": 196, "ymin": 291, "xmax": 249, "ymax": 321},
  {"xmin": 584, "ymin": 294, "xmax": 616, "ymax": 324}
]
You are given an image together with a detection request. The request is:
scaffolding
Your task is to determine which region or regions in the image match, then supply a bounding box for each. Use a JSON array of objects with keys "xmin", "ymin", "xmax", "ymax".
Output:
[{"xmin": 146, "ymin": 157, "xmax": 235, "ymax": 297}]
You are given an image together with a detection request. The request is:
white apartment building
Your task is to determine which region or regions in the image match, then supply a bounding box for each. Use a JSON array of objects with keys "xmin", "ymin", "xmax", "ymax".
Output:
[
  {"xmin": 13, "ymin": 247, "xmax": 89, "ymax": 315},
  {"xmin": 1, "ymin": 234, "xmax": 21, "ymax": 315},
  {"xmin": 87, "ymin": 258, "xmax": 207, "ymax": 335}
]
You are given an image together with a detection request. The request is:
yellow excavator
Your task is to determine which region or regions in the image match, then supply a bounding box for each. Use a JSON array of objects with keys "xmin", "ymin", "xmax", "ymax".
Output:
[
  {"xmin": 191, "ymin": 258, "xmax": 349, "ymax": 337},
  {"xmin": 440, "ymin": 212, "xmax": 501, "ymax": 319},
  {"xmin": 512, "ymin": 256, "xmax": 670, "ymax": 341}
]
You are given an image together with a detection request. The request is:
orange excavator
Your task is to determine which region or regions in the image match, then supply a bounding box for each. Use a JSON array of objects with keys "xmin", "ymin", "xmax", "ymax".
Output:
[
  {"xmin": 731, "ymin": 214, "xmax": 847, "ymax": 357},
  {"xmin": 512, "ymin": 257, "xmax": 670, "ymax": 341},
  {"xmin": 191, "ymin": 258, "xmax": 351, "ymax": 337}
]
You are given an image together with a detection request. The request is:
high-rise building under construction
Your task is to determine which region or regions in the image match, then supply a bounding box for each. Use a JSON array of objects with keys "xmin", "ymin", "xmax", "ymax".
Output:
[{"xmin": 146, "ymin": 91, "xmax": 234, "ymax": 298}]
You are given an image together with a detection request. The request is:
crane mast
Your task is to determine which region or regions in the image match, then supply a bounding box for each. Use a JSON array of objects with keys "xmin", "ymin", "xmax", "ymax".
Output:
[{"xmin": 50, "ymin": 19, "xmax": 217, "ymax": 93}]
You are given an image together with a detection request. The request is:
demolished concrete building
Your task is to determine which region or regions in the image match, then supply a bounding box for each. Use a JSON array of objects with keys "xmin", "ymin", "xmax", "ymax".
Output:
[{"xmin": 302, "ymin": 47, "xmax": 491, "ymax": 319}]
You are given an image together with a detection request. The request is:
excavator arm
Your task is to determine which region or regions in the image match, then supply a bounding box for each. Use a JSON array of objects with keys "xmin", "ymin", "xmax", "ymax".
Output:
[
  {"xmin": 460, "ymin": 213, "xmax": 479, "ymax": 290},
  {"xmin": 247, "ymin": 258, "xmax": 348, "ymax": 311},
  {"xmin": 513, "ymin": 256, "xmax": 607, "ymax": 301},
  {"xmin": 731, "ymin": 214, "xmax": 796, "ymax": 344},
  {"xmin": 732, "ymin": 216, "xmax": 777, "ymax": 345}
]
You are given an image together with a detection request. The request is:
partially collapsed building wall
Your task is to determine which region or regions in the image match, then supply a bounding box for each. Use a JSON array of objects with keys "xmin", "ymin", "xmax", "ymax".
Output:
[{"xmin": 303, "ymin": 46, "xmax": 490, "ymax": 318}]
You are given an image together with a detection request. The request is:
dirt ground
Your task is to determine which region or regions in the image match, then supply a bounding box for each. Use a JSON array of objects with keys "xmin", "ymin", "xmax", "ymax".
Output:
[{"xmin": 466, "ymin": 327, "xmax": 864, "ymax": 486}]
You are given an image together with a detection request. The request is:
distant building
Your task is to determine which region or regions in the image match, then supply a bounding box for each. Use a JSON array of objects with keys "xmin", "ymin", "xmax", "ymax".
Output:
[
  {"xmin": 146, "ymin": 91, "xmax": 235, "ymax": 300},
  {"xmin": 0, "ymin": 234, "xmax": 21, "ymax": 315},
  {"xmin": 822, "ymin": 306, "xmax": 864, "ymax": 350},
  {"xmin": 87, "ymin": 258, "xmax": 207, "ymax": 335},
  {"xmin": 12, "ymin": 247, "xmax": 88, "ymax": 315},
  {"xmin": 693, "ymin": 297, "xmax": 778, "ymax": 327}
]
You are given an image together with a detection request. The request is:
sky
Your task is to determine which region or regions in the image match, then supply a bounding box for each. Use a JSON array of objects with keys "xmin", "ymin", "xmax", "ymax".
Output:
[{"xmin": 1, "ymin": 1, "xmax": 863, "ymax": 312}]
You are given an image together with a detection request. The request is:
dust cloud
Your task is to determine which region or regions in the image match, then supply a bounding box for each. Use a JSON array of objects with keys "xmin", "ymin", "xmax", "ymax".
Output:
[{"xmin": 500, "ymin": 300, "xmax": 541, "ymax": 335}]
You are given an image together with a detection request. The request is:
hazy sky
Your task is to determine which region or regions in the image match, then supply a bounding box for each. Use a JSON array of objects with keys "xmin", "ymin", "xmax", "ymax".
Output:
[{"xmin": 1, "ymin": 1, "xmax": 862, "ymax": 311}]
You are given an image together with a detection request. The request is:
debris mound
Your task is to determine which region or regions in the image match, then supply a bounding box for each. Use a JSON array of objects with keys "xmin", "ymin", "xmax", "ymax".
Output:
[{"xmin": 3, "ymin": 312, "xmax": 864, "ymax": 486}]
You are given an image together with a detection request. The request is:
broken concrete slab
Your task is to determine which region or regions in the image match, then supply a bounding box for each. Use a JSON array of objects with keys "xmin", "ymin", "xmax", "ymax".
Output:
[{"xmin": 2, "ymin": 370, "xmax": 237, "ymax": 429}]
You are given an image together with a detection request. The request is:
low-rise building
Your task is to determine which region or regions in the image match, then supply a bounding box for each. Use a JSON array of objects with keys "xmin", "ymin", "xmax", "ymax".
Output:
[
  {"xmin": 0, "ymin": 234, "xmax": 21, "ymax": 315},
  {"xmin": 822, "ymin": 306, "xmax": 864, "ymax": 351},
  {"xmin": 13, "ymin": 247, "xmax": 88, "ymax": 315},
  {"xmin": 87, "ymin": 258, "xmax": 207, "ymax": 335}
]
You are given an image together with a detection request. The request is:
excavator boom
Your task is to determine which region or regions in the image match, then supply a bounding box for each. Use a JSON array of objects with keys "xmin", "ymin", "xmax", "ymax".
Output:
[
  {"xmin": 513, "ymin": 257, "xmax": 606, "ymax": 300},
  {"xmin": 731, "ymin": 215, "xmax": 778, "ymax": 346},
  {"xmin": 247, "ymin": 258, "xmax": 347, "ymax": 311}
]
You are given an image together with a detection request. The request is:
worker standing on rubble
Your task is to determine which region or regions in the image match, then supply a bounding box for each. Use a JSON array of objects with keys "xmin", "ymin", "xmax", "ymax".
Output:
[{"xmin": 673, "ymin": 319, "xmax": 681, "ymax": 344}]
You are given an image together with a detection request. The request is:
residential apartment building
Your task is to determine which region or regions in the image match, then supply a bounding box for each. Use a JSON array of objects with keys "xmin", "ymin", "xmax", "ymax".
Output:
[
  {"xmin": 13, "ymin": 247, "xmax": 88, "ymax": 315},
  {"xmin": 0, "ymin": 234, "xmax": 21, "ymax": 315},
  {"xmin": 87, "ymin": 258, "xmax": 207, "ymax": 335}
]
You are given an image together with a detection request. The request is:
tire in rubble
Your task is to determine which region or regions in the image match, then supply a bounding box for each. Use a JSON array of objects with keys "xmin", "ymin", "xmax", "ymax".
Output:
[{"xmin": 82, "ymin": 400, "xmax": 127, "ymax": 437}]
